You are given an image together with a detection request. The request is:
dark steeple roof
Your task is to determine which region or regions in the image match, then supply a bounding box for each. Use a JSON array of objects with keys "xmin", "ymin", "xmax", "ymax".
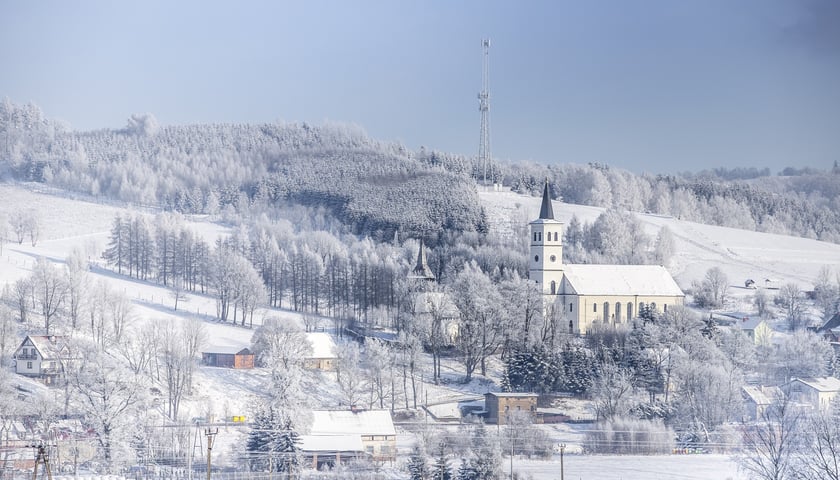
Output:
[
  {"xmin": 410, "ymin": 239, "xmax": 435, "ymax": 281},
  {"xmin": 539, "ymin": 181, "xmax": 554, "ymax": 220}
]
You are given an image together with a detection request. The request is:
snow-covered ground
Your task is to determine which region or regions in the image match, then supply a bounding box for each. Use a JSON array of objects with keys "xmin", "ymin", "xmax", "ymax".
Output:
[{"xmin": 4, "ymin": 183, "xmax": 838, "ymax": 479}]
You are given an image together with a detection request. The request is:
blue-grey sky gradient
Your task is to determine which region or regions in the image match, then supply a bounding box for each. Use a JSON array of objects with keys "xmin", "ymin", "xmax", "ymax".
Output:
[{"xmin": 1, "ymin": 0, "xmax": 838, "ymax": 173}]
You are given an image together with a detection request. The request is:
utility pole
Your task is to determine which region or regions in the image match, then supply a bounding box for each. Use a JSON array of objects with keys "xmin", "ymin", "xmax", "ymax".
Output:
[
  {"xmin": 204, "ymin": 428, "xmax": 218, "ymax": 480},
  {"xmin": 30, "ymin": 444, "xmax": 53, "ymax": 480},
  {"xmin": 559, "ymin": 443, "xmax": 566, "ymax": 480}
]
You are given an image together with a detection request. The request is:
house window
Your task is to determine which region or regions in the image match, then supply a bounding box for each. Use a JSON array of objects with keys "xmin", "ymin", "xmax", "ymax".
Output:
[
  {"xmin": 366, "ymin": 446, "xmax": 374, "ymax": 455},
  {"xmin": 27, "ymin": 361, "xmax": 32, "ymax": 369},
  {"xmin": 505, "ymin": 405, "xmax": 509, "ymax": 412}
]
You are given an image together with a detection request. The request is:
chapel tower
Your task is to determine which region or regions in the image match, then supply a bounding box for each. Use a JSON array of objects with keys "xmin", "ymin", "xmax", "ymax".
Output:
[{"xmin": 529, "ymin": 182, "xmax": 564, "ymax": 295}]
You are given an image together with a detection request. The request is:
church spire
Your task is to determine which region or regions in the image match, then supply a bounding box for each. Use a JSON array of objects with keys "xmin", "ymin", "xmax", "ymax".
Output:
[
  {"xmin": 539, "ymin": 181, "xmax": 554, "ymax": 220},
  {"xmin": 410, "ymin": 239, "xmax": 435, "ymax": 281}
]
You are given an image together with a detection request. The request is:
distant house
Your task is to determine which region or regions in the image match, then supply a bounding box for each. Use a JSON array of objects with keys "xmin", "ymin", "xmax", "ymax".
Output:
[
  {"xmin": 201, "ymin": 347, "xmax": 254, "ymax": 369},
  {"xmin": 816, "ymin": 313, "xmax": 840, "ymax": 342},
  {"xmin": 782, "ymin": 377, "xmax": 840, "ymax": 410},
  {"xmin": 299, "ymin": 409, "xmax": 396, "ymax": 468},
  {"xmin": 736, "ymin": 317, "xmax": 773, "ymax": 347},
  {"xmin": 484, "ymin": 392, "xmax": 539, "ymax": 425},
  {"xmin": 304, "ymin": 332, "xmax": 337, "ymax": 370},
  {"xmin": 13, "ymin": 335, "xmax": 71, "ymax": 384},
  {"xmin": 742, "ymin": 385, "xmax": 782, "ymax": 421}
]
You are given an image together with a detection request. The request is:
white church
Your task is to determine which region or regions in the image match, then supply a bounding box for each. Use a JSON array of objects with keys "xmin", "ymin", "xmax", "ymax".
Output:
[{"xmin": 530, "ymin": 183, "xmax": 685, "ymax": 334}]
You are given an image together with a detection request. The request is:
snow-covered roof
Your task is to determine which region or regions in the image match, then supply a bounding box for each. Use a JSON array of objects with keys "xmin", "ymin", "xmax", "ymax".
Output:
[
  {"xmin": 299, "ymin": 434, "xmax": 364, "ymax": 452},
  {"xmin": 306, "ymin": 332, "xmax": 337, "ymax": 359},
  {"xmin": 202, "ymin": 346, "xmax": 252, "ymax": 355},
  {"xmin": 561, "ymin": 264, "xmax": 684, "ymax": 297},
  {"xmin": 17, "ymin": 335, "xmax": 69, "ymax": 360},
  {"xmin": 310, "ymin": 410, "xmax": 395, "ymax": 436},
  {"xmin": 790, "ymin": 377, "xmax": 840, "ymax": 392},
  {"xmin": 486, "ymin": 392, "xmax": 538, "ymax": 398},
  {"xmin": 736, "ymin": 317, "xmax": 767, "ymax": 330},
  {"xmin": 742, "ymin": 385, "xmax": 781, "ymax": 405}
]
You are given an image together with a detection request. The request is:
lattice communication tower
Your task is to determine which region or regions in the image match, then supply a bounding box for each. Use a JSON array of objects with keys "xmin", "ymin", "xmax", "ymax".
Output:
[{"xmin": 478, "ymin": 38, "xmax": 491, "ymax": 186}]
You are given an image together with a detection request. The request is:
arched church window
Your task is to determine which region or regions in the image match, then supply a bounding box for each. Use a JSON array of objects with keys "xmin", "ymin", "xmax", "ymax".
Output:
[
  {"xmin": 627, "ymin": 302, "xmax": 633, "ymax": 319},
  {"xmin": 550, "ymin": 255, "xmax": 556, "ymax": 262},
  {"xmin": 615, "ymin": 302, "xmax": 622, "ymax": 323},
  {"xmin": 534, "ymin": 255, "xmax": 539, "ymax": 262},
  {"xmin": 550, "ymin": 281, "xmax": 556, "ymax": 295},
  {"xmin": 663, "ymin": 304, "xmax": 668, "ymax": 312},
  {"xmin": 533, "ymin": 232, "xmax": 537, "ymax": 242},
  {"xmin": 554, "ymin": 232, "xmax": 559, "ymax": 241},
  {"xmin": 593, "ymin": 303, "xmax": 597, "ymax": 313},
  {"xmin": 569, "ymin": 303, "xmax": 573, "ymax": 312}
]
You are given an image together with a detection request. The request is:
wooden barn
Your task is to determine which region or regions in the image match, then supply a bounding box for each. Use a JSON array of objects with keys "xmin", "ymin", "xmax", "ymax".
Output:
[{"xmin": 202, "ymin": 347, "xmax": 255, "ymax": 369}]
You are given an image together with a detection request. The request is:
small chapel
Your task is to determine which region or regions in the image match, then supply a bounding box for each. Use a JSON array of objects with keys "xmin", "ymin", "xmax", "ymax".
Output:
[{"xmin": 530, "ymin": 183, "xmax": 685, "ymax": 334}]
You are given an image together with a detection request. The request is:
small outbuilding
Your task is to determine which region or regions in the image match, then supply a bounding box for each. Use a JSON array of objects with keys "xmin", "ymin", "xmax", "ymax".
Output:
[
  {"xmin": 201, "ymin": 347, "xmax": 255, "ymax": 369},
  {"xmin": 484, "ymin": 392, "xmax": 539, "ymax": 425}
]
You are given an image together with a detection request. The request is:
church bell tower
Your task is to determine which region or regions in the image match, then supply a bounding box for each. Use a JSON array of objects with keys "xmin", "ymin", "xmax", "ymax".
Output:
[{"xmin": 529, "ymin": 182, "xmax": 564, "ymax": 295}]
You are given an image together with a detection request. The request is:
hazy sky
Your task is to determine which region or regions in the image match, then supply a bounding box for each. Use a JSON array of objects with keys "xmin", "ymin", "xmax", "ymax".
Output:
[{"xmin": 1, "ymin": 0, "xmax": 838, "ymax": 174}]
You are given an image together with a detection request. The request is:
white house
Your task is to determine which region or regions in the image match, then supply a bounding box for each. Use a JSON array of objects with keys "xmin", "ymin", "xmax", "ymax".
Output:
[
  {"xmin": 304, "ymin": 332, "xmax": 338, "ymax": 370},
  {"xmin": 529, "ymin": 183, "xmax": 685, "ymax": 334},
  {"xmin": 13, "ymin": 335, "xmax": 71, "ymax": 384},
  {"xmin": 783, "ymin": 377, "xmax": 840, "ymax": 410},
  {"xmin": 299, "ymin": 409, "xmax": 396, "ymax": 467},
  {"xmin": 742, "ymin": 385, "xmax": 782, "ymax": 421}
]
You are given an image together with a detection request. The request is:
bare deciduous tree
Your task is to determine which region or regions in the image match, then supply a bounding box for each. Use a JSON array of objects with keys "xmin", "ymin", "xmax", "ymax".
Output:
[{"xmin": 738, "ymin": 397, "xmax": 801, "ymax": 480}]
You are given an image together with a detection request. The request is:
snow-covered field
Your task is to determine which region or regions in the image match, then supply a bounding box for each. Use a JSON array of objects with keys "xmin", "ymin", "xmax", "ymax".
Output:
[{"xmin": 5, "ymin": 183, "xmax": 839, "ymax": 479}]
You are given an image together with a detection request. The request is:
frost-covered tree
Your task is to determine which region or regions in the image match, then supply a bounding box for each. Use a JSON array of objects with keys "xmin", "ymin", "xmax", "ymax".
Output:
[
  {"xmin": 245, "ymin": 403, "xmax": 301, "ymax": 474},
  {"xmin": 335, "ymin": 340, "xmax": 365, "ymax": 407},
  {"xmin": 692, "ymin": 267, "xmax": 729, "ymax": 308},
  {"xmin": 738, "ymin": 397, "xmax": 801, "ymax": 480},
  {"xmin": 251, "ymin": 317, "xmax": 311, "ymax": 369},
  {"xmin": 592, "ymin": 362, "xmax": 634, "ymax": 421},
  {"xmin": 432, "ymin": 442, "xmax": 453, "ymax": 480},
  {"xmin": 407, "ymin": 444, "xmax": 431, "ymax": 480},
  {"xmin": 32, "ymin": 257, "xmax": 67, "ymax": 335},
  {"xmin": 769, "ymin": 330, "xmax": 832, "ymax": 383},
  {"xmin": 452, "ymin": 262, "xmax": 506, "ymax": 381},
  {"xmin": 814, "ymin": 266, "xmax": 839, "ymax": 321},
  {"xmin": 654, "ymin": 226, "xmax": 675, "ymax": 265},
  {"xmin": 776, "ymin": 283, "xmax": 805, "ymax": 330},
  {"xmin": 67, "ymin": 340, "xmax": 146, "ymax": 472},
  {"xmin": 64, "ymin": 248, "xmax": 90, "ymax": 330}
]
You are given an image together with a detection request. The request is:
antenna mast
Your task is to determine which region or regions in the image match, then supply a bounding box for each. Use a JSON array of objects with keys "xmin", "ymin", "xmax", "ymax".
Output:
[{"xmin": 478, "ymin": 38, "xmax": 491, "ymax": 187}]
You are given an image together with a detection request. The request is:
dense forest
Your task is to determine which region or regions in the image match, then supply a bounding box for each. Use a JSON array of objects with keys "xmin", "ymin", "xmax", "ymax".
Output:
[{"xmin": 2, "ymin": 99, "xmax": 840, "ymax": 246}]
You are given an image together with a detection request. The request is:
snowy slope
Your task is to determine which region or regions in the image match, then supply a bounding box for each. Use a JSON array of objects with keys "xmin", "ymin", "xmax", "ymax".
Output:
[{"xmin": 479, "ymin": 188, "xmax": 840, "ymax": 292}]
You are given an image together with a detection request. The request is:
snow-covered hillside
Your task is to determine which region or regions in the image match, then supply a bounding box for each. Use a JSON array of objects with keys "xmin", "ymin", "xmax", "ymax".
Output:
[{"xmin": 480, "ymin": 188, "xmax": 840, "ymax": 292}]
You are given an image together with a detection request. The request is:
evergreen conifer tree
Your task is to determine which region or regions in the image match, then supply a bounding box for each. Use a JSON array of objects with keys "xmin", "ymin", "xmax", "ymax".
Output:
[
  {"xmin": 245, "ymin": 404, "xmax": 301, "ymax": 474},
  {"xmin": 431, "ymin": 443, "xmax": 452, "ymax": 480},
  {"xmin": 407, "ymin": 445, "xmax": 430, "ymax": 480}
]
